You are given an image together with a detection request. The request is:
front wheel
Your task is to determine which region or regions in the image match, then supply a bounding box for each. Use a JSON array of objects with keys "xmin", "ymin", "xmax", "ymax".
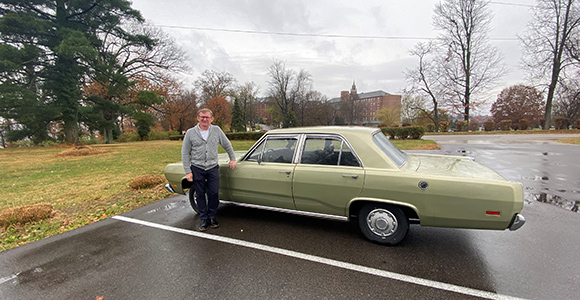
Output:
[
  {"xmin": 358, "ymin": 203, "xmax": 409, "ymax": 245},
  {"xmin": 187, "ymin": 189, "xmax": 200, "ymax": 214}
]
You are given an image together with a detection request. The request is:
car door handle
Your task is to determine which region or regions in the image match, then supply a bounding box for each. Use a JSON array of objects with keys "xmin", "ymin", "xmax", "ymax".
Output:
[
  {"xmin": 342, "ymin": 174, "xmax": 358, "ymax": 179},
  {"xmin": 279, "ymin": 171, "xmax": 291, "ymax": 175}
]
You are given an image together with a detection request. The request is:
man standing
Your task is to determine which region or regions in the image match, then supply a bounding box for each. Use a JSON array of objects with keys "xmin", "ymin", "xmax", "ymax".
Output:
[{"xmin": 182, "ymin": 108, "xmax": 237, "ymax": 231}]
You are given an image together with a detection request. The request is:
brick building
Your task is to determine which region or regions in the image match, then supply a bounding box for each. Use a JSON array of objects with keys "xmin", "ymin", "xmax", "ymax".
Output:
[{"xmin": 329, "ymin": 82, "xmax": 402, "ymax": 126}]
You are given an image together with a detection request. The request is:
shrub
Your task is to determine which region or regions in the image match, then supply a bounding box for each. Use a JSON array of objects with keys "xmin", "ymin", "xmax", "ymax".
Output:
[
  {"xmin": 576, "ymin": 119, "xmax": 580, "ymax": 129},
  {"xmin": 408, "ymin": 126, "xmax": 425, "ymax": 139},
  {"xmin": 499, "ymin": 120, "xmax": 512, "ymax": 131},
  {"xmin": 456, "ymin": 120, "xmax": 467, "ymax": 132},
  {"xmin": 483, "ymin": 121, "xmax": 495, "ymax": 131},
  {"xmin": 555, "ymin": 117, "xmax": 568, "ymax": 130},
  {"xmin": 147, "ymin": 130, "xmax": 169, "ymax": 141},
  {"xmin": 130, "ymin": 175, "xmax": 166, "ymax": 190},
  {"xmin": 226, "ymin": 131, "xmax": 266, "ymax": 140},
  {"xmin": 9, "ymin": 140, "xmax": 59, "ymax": 147},
  {"xmin": 0, "ymin": 204, "xmax": 53, "ymax": 226},
  {"xmin": 469, "ymin": 121, "xmax": 479, "ymax": 132},
  {"xmin": 518, "ymin": 119, "xmax": 529, "ymax": 130},
  {"xmin": 380, "ymin": 126, "xmax": 424, "ymax": 140},
  {"xmin": 439, "ymin": 121, "xmax": 450, "ymax": 132},
  {"xmin": 425, "ymin": 124, "xmax": 435, "ymax": 132},
  {"xmin": 169, "ymin": 134, "xmax": 184, "ymax": 140},
  {"xmin": 116, "ymin": 131, "xmax": 140, "ymax": 143}
]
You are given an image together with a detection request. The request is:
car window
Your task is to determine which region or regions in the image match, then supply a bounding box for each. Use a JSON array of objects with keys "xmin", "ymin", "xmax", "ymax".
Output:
[
  {"xmin": 372, "ymin": 132, "xmax": 407, "ymax": 168},
  {"xmin": 300, "ymin": 137, "xmax": 360, "ymax": 167},
  {"xmin": 245, "ymin": 140, "xmax": 265, "ymax": 161},
  {"xmin": 339, "ymin": 145, "xmax": 360, "ymax": 167},
  {"xmin": 245, "ymin": 136, "xmax": 297, "ymax": 164}
]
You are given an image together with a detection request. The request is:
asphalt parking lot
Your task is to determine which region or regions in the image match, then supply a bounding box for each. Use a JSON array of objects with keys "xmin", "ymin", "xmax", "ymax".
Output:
[{"xmin": 1, "ymin": 133, "xmax": 579, "ymax": 300}]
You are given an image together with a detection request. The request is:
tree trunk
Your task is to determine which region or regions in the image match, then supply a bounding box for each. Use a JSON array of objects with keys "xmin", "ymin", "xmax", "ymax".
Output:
[
  {"xmin": 103, "ymin": 128, "xmax": 114, "ymax": 144},
  {"xmin": 63, "ymin": 119, "xmax": 79, "ymax": 144}
]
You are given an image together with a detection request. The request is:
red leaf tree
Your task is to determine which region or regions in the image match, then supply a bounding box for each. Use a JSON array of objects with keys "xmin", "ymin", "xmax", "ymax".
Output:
[{"xmin": 491, "ymin": 85, "xmax": 545, "ymax": 129}]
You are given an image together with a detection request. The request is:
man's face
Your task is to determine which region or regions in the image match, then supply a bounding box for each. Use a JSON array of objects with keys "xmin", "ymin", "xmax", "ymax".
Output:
[{"xmin": 197, "ymin": 112, "xmax": 213, "ymax": 128}]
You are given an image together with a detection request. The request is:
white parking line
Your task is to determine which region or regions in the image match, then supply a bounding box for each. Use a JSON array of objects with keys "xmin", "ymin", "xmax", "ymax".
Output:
[{"xmin": 112, "ymin": 215, "xmax": 526, "ymax": 300}]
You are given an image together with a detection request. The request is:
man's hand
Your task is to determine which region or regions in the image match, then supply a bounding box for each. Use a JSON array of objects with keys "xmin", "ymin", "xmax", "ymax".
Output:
[
  {"xmin": 185, "ymin": 172, "xmax": 193, "ymax": 182},
  {"xmin": 229, "ymin": 161, "xmax": 237, "ymax": 170}
]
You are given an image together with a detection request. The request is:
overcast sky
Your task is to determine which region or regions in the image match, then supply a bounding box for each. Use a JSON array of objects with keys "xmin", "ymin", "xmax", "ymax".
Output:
[{"xmin": 130, "ymin": 0, "xmax": 534, "ymax": 111}]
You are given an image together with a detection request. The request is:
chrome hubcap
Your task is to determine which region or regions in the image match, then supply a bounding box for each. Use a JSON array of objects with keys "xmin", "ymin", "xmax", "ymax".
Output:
[{"xmin": 367, "ymin": 209, "xmax": 398, "ymax": 237}]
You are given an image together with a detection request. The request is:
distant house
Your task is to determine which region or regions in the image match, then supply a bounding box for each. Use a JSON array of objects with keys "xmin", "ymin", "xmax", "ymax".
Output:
[{"xmin": 329, "ymin": 82, "xmax": 402, "ymax": 126}]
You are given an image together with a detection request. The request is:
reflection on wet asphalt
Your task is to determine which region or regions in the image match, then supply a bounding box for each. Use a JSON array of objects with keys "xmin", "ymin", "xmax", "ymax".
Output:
[{"xmin": 421, "ymin": 135, "xmax": 580, "ymax": 214}]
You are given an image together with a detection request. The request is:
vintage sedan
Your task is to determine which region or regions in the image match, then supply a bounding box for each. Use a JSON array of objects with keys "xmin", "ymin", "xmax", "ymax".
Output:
[{"xmin": 164, "ymin": 126, "xmax": 525, "ymax": 245}]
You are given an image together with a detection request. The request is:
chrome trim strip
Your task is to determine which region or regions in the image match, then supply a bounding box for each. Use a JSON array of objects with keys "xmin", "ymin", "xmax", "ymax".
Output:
[{"xmin": 219, "ymin": 200, "xmax": 348, "ymax": 221}]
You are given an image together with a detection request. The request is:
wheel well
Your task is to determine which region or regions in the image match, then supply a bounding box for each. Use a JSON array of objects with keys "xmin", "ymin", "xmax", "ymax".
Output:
[{"xmin": 349, "ymin": 200, "xmax": 419, "ymax": 222}]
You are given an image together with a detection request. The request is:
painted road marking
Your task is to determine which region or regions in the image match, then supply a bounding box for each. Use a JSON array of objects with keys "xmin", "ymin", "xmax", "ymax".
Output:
[{"xmin": 113, "ymin": 215, "xmax": 526, "ymax": 300}]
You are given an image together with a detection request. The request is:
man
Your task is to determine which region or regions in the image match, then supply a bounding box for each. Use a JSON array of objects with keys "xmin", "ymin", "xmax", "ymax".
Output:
[{"xmin": 181, "ymin": 108, "xmax": 237, "ymax": 231}]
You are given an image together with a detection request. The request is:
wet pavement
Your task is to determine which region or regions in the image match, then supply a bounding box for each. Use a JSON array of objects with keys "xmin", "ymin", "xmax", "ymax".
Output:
[
  {"xmin": 424, "ymin": 134, "xmax": 580, "ymax": 215},
  {"xmin": 423, "ymin": 134, "xmax": 580, "ymax": 300},
  {"xmin": 0, "ymin": 134, "xmax": 579, "ymax": 300}
]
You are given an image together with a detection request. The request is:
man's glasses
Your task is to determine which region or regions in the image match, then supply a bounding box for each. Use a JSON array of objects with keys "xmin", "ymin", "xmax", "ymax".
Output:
[{"xmin": 199, "ymin": 116, "xmax": 212, "ymax": 120}]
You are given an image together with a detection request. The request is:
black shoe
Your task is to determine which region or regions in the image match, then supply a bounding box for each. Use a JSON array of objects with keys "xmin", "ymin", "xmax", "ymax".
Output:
[
  {"xmin": 199, "ymin": 219, "xmax": 209, "ymax": 231},
  {"xmin": 209, "ymin": 218, "xmax": 219, "ymax": 229}
]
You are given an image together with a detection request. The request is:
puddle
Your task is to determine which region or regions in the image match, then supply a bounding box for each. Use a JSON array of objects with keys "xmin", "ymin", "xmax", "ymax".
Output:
[
  {"xmin": 526, "ymin": 192, "xmax": 580, "ymax": 214},
  {"xmin": 521, "ymin": 175, "xmax": 550, "ymax": 181}
]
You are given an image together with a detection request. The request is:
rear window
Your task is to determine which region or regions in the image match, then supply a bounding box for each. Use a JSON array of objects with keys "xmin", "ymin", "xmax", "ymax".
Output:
[{"xmin": 372, "ymin": 132, "xmax": 407, "ymax": 168}]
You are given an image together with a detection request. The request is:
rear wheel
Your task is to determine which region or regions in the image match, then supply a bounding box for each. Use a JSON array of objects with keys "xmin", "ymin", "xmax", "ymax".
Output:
[
  {"xmin": 187, "ymin": 189, "xmax": 200, "ymax": 214},
  {"xmin": 358, "ymin": 203, "xmax": 409, "ymax": 245}
]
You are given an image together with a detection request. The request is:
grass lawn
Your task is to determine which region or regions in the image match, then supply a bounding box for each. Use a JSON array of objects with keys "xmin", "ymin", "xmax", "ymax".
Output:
[
  {"xmin": 557, "ymin": 137, "xmax": 580, "ymax": 144},
  {"xmin": 0, "ymin": 138, "xmax": 436, "ymax": 251}
]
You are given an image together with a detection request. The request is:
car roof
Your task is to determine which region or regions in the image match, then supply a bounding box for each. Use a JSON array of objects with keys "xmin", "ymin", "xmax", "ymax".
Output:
[{"xmin": 265, "ymin": 126, "xmax": 380, "ymax": 136}]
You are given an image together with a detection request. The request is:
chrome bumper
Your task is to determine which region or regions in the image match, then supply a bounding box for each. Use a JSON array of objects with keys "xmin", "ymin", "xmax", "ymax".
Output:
[
  {"xmin": 164, "ymin": 183, "xmax": 176, "ymax": 194},
  {"xmin": 509, "ymin": 213, "xmax": 525, "ymax": 231}
]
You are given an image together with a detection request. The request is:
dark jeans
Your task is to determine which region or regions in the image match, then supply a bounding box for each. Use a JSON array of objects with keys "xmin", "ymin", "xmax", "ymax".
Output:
[{"xmin": 190, "ymin": 165, "xmax": 220, "ymax": 220}]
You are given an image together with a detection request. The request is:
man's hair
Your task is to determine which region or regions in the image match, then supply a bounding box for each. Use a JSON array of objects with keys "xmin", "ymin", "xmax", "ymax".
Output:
[{"xmin": 198, "ymin": 108, "xmax": 213, "ymax": 117}]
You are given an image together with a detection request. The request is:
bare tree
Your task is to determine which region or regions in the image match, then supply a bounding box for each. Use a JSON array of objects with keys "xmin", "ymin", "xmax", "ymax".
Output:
[
  {"xmin": 521, "ymin": 0, "xmax": 580, "ymax": 128},
  {"xmin": 160, "ymin": 89, "xmax": 198, "ymax": 132},
  {"xmin": 554, "ymin": 76, "xmax": 580, "ymax": 126},
  {"xmin": 296, "ymin": 90, "xmax": 327, "ymax": 126},
  {"xmin": 87, "ymin": 21, "xmax": 189, "ymax": 143},
  {"xmin": 194, "ymin": 70, "xmax": 237, "ymax": 104},
  {"xmin": 267, "ymin": 60, "xmax": 312, "ymax": 127},
  {"xmin": 234, "ymin": 82, "xmax": 260, "ymax": 130},
  {"xmin": 404, "ymin": 42, "xmax": 449, "ymax": 131},
  {"xmin": 433, "ymin": 0, "xmax": 505, "ymax": 123},
  {"xmin": 400, "ymin": 94, "xmax": 424, "ymax": 125},
  {"xmin": 305, "ymin": 93, "xmax": 335, "ymax": 126},
  {"xmin": 99, "ymin": 20, "xmax": 189, "ymax": 84}
]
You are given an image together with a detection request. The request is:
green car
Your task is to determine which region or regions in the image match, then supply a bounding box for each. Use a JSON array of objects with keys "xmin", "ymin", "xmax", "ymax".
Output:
[{"xmin": 164, "ymin": 126, "xmax": 525, "ymax": 245}]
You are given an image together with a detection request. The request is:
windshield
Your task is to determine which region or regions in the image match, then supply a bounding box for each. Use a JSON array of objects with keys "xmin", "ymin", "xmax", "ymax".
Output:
[{"xmin": 372, "ymin": 132, "xmax": 408, "ymax": 168}]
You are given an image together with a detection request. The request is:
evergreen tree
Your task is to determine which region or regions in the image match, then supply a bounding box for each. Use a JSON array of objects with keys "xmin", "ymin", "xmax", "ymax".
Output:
[
  {"xmin": 231, "ymin": 98, "xmax": 245, "ymax": 132},
  {"xmin": 132, "ymin": 90, "xmax": 164, "ymax": 140},
  {"xmin": 0, "ymin": 0, "xmax": 144, "ymax": 143}
]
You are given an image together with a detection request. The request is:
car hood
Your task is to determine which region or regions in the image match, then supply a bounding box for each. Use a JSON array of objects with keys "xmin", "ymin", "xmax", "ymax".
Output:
[{"xmin": 403, "ymin": 153, "xmax": 507, "ymax": 181}]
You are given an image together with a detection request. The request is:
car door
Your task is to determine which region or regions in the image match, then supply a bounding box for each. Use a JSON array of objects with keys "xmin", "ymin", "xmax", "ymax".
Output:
[
  {"xmin": 226, "ymin": 135, "xmax": 298, "ymax": 210},
  {"xmin": 292, "ymin": 135, "xmax": 364, "ymax": 217}
]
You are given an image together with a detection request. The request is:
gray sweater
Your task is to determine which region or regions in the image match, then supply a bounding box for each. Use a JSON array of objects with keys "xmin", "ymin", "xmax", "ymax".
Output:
[{"xmin": 181, "ymin": 124, "xmax": 236, "ymax": 172}]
